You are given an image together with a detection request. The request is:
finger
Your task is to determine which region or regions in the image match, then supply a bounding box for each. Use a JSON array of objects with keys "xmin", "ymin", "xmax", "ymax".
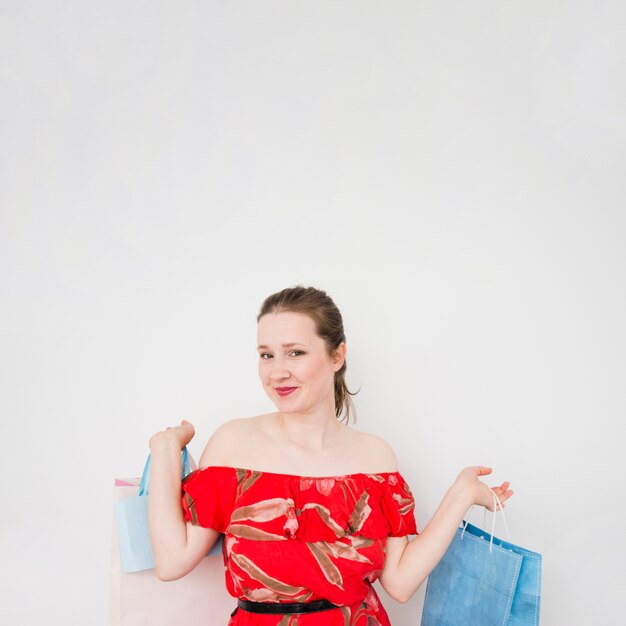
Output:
[
  {"xmin": 474, "ymin": 466, "xmax": 492, "ymax": 476},
  {"xmin": 494, "ymin": 490, "xmax": 513, "ymax": 506},
  {"xmin": 492, "ymin": 482, "xmax": 510, "ymax": 494},
  {"xmin": 489, "ymin": 489, "xmax": 504, "ymax": 508}
]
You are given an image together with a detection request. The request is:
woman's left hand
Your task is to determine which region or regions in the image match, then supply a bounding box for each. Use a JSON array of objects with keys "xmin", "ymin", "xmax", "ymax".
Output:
[{"xmin": 454, "ymin": 466, "xmax": 514, "ymax": 512}]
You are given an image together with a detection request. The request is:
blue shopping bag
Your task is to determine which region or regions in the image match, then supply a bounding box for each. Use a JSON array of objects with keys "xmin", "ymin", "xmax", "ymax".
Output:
[
  {"xmin": 420, "ymin": 494, "xmax": 542, "ymax": 626},
  {"xmin": 114, "ymin": 446, "xmax": 223, "ymax": 573}
]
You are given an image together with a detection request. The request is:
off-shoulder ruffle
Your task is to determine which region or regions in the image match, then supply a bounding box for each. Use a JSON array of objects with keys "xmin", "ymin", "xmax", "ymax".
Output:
[
  {"xmin": 180, "ymin": 466, "xmax": 418, "ymax": 541},
  {"xmin": 181, "ymin": 465, "xmax": 239, "ymax": 533}
]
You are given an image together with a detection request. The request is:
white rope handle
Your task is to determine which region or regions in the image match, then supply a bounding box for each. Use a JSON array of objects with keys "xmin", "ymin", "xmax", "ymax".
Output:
[{"xmin": 461, "ymin": 489, "xmax": 512, "ymax": 553}]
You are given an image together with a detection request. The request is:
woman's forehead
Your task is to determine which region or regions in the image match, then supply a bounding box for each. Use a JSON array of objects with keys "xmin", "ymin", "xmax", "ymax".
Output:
[{"xmin": 257, "ymin": 311, "xmax": 317, "ymax": 341}]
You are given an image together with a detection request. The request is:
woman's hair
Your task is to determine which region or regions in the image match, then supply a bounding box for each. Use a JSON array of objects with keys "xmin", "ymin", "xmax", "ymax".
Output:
[{"xmin": 257, "ymin": 285, "xmax": 359, "ymax": 424}]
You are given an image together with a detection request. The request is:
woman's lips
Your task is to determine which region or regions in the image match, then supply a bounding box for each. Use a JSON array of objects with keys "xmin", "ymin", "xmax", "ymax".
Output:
[{"xmin": 276, "ymin": 387, "xmax": 297, "ymax": 396}]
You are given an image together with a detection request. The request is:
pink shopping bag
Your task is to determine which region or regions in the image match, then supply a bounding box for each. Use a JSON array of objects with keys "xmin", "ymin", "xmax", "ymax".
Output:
[{"xmin": 110, "ymin": 475, "xmax": 235, "ymax": 626}]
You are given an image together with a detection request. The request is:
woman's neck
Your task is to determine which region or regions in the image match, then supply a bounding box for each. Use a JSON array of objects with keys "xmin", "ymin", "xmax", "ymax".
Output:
[{"xmin": 275, "ymin": 410, "xmax": 346, "ymax": 452}]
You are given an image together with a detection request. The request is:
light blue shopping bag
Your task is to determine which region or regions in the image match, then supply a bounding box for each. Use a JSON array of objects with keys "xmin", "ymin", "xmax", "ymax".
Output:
[
  {"xmin": 114, "ymin": 446, "xmax": 223, "ymax": 573},
  {"xmin": 420, "ymin": 495, "xmax": 542, "ymax": 626}
]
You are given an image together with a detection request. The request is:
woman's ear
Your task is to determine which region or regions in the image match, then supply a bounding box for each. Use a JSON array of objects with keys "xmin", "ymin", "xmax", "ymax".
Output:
[{"xmin": 332, "ymin": 342, "xmax": 347, "ymax": 370}]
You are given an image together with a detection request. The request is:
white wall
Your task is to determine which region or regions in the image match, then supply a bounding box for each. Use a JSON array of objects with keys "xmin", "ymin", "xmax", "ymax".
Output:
[{"xmin": 1, "ymin": 2, "xmax": 624, "ymax": 624}]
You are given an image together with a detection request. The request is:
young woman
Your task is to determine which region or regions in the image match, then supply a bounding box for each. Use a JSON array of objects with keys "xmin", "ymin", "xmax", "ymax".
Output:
[{"xmin": 148, "ymin": 285, "xmax": 513, "ymax": 625}]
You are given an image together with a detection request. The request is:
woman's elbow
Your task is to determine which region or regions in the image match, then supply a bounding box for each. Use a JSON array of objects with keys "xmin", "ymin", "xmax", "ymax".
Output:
[
  {"xmin": 154, "ymin": 556, "xmax": 187, "ymax": 581},
  {"xmin": 155, "ymin": 564, "xmax": 184, "ymax": 581},
  {"xmin": 384, "ymin": 576, "xmax": 424, "ymax": 604},
  {"xmin": 154, "ymin": 564, "xmax": 174, "ymax": 581},
  {"xmin": 381, "ymin": 579, "xmax": 412, "ymax": 604},
  {"xmin": 392, "ymin": 588, "xmax": 413, "ymax": 604}
]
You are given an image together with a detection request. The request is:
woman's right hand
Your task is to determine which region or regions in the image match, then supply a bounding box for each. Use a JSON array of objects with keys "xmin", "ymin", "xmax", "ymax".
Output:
[{"xmin": 149, "ymin": 419, "xmax": 195, "ymax": 451}]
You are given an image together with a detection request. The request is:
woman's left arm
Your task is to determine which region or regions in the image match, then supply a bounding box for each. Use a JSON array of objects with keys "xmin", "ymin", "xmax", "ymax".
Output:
[{"xmin": 379, "ymin": 466, "xmax": 513, "ymax": 603}]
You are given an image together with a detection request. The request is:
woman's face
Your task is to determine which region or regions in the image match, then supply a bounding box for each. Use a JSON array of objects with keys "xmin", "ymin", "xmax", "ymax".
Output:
[{"xmin": 257, "ymin": 311, "xmax": 344, "ymax": 414}]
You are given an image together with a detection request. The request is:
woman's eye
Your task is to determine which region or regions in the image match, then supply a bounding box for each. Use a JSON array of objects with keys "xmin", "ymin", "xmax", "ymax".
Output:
[{"xmin": 259, "ymin": 351, "xmax": 304, "ymax": 359}]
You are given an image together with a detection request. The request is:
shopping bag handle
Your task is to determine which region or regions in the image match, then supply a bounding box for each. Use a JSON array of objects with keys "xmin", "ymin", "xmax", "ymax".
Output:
[
  {"xmin": 138, "ymin": 446, "xmax": 194, "ymax": 496},
  {"xmin": 461, "ymin": 489, "xmax": 512, "ymax": 553}
]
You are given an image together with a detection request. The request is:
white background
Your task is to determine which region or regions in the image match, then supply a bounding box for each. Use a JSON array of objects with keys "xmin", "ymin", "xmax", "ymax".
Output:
[{"xmin": 1, "ymin": 2, "xmax": 625, "ymax": 625}]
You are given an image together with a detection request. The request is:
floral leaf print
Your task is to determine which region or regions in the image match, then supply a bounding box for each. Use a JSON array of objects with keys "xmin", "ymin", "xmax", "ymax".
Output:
[
  {"xmin": 364, "ymin": 583, "xmax": 381, "ymax": 612},
  {"xmin": 339, "ymin": 476, "xmax": 365, "ymax": 503},
  {"xmin": 299, "ymin": 477, "xmax": 335, "ymax": 495},
  {"xmin": 235, "ymin": 468, "xmax": 247, "ymax": 485},
  {"xmin": 324, "ymin": 541, "xmax": 372, "ymax": 564},
  {"xmin": 392, "ymin": 492, "xmax": 415, "ymax": 516},
  {"xmin": 348, "ymin": 536, "xmax": 375, "ymax": 550},
  {"xmin": 244, "ymin": 587, "xmax": 284, "ymax": 602},
  {"xmin": 399, "ymin": 501, "xmax": 415, "ymax": 516},
  {"xmin": 236, "ymin": 469, "xmax": 263, "ymax": 496},
  {"xmin": 232, "ymin": 497, "xmax": 295, "ymax": 523},
  {"xmin": 306, "ymin": 542, "xmax": 344, "ymax": 589},
  {"xmin": 244, "ymin": 587, "xmax": 312, "ymax": 604},
  {"xmin": 299, "ymin": 478, "xmax": 313, "ymax": 491},
  {"xmin": 301, "ymin": 502, "xmax": 346, "ymax": 536},
  {"xmin": 315, "ymin": 478, "xmax": 335, "ymax": 496},
  {"xmin": 225, "ymin": 542, "xmax": 246, "ymax": 594},
  {"xmin": 337, "ymin": 606, "xmax": 351, "ymax": 626},
  {"xmin": 283, "ymin": 506, "xmax": 299, "ymax": 538},
  {"xmin": 351, "ymin": 602, "xmax": 372, "ymax": 625},
  {"xmin": 228, "ymin": 524, "xmax": 288, "ymax": 541},
  {"xmin": 277, "ymin": 615, "xmax": 301, "ymax": 626},
  {"xmin": 349, "ymin": 490, "xmax": 372, "ymax": 533},
  {"xmin": 364, "ymin": 568, "xmax": 383, "ymax": 582},
  {"xmin": 336, "ymin": 481, "xmax": 350, "ymax": 502},
  {"xmin": 230, "ymin": 552, "xmax": 307, "ymax": 596},
  {"xmin": 230, "ymin": 569, "xmax": 246, "ymax": 594},
  {"xmin": 182, "ymin": 493, "xmax": 198, "ymax": 525},
  {"xmin": 224, "ymin": 534, "xmax": 238, "ymax": 557}
]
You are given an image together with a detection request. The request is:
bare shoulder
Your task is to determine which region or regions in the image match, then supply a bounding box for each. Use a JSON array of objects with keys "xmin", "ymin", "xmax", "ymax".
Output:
[
  {"xmin": 347, "ymin": 427, "xmax": 399, "ymax": 473},
  {"xmin": 197, "ymin": 414, "xmax": 267, "ymax": 468}
]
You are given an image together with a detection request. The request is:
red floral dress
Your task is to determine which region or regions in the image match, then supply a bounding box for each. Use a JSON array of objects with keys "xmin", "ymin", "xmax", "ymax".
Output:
[{"xmin": 180, "ymin": 466, "xmax": 419, "ymax": 626}]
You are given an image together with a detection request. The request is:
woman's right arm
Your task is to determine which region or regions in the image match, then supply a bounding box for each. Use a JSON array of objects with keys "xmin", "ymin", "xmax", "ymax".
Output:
[{"xmin": 147, "ymin": 421, "xmax": 221, "ymax": 581}]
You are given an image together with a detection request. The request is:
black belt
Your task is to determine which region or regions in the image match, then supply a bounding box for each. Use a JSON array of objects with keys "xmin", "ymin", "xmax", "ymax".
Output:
[{"xmin": 236, "ymin": 598, "xmax": 339, "ymax": 614}]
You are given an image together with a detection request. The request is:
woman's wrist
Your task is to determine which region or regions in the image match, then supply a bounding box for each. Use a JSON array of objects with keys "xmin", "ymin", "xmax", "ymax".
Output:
[
  {"xmin": 149, "ymin": 430, "xmax": 182, "ymax": 453},
  {"xmin": 448, "ymin": 476, "xmax": 478, "ymax": 511}
]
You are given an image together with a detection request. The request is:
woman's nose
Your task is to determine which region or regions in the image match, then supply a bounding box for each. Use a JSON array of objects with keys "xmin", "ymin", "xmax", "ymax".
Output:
[{"xmin": 269, "ymin": 362, "xmax": 291, "ymax": 379}]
